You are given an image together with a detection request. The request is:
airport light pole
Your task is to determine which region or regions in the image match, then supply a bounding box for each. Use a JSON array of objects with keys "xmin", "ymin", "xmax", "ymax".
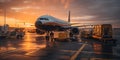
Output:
[
  {"xmin": 4, "ymin": 8, "xmax": 6, "ymax": 26},
  {"xmin": 3, "ymin": 1, "xmax": 7, "ymax": 33}
]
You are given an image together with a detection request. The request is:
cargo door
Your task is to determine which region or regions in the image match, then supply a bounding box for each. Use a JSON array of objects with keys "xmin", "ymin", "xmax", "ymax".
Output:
[{"xmin": 102, "ymin": 25, "xmax": 112, "ymax": 38}]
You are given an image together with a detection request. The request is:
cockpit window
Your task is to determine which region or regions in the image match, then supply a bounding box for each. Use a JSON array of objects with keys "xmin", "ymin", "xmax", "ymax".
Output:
[{"xmin": 40, "ymin": 18, "xmax": 49, "ymax": 20}]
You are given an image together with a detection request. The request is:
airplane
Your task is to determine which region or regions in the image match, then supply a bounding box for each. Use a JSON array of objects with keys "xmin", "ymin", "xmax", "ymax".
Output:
[{"xmin": 35, "ymin": 11, "xmax": 79, "ymax": 35}]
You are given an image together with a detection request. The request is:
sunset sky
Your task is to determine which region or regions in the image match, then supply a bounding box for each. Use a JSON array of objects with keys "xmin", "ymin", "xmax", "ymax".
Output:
[{"xmin": 0, "ymin": 0, "xmax": 120, "ymax": 28}]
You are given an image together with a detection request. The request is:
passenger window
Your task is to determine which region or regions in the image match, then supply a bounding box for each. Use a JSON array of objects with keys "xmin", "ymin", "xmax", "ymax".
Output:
[{"xmin": 40, "ymin": 18, "xmax": 49, "ymax": 20}]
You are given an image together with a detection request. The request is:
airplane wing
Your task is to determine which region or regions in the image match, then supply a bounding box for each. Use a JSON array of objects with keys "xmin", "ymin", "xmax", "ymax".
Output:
[
  {"xmin": 70, "ymin": 23, "xmax": 94, "ymax": 27},
  {"xmin": 63, "ymin": 23, "xmax": 94, "ymax": 28},
  {"xmin": 70, "ymin": 23, "xmax": 80, "ymax": 25},
  {"xmin": 70, "ymin": 23, "xmax": 94, "ymax": 25},
  {"xmin": 72, "ymin": 25, "xmax": 94, "ymax": 27}
]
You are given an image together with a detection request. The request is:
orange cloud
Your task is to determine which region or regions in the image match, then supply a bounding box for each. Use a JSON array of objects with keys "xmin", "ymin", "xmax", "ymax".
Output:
[
  {"xmin": 61, "ymin": 0, "xmax": 73, "ymax": 9},
  {"xmin": 39, "ymin": 0, "xmax": 73, "ymax": 9},
  {"xmin": 0, "ymin": 0, "xmax": 75, "ymax": 26}
]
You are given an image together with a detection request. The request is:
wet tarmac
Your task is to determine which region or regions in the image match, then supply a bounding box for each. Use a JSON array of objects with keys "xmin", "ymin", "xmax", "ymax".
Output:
[{"xmin": 0, "ymin": 33, "xmax": 120, "ymax": 60}]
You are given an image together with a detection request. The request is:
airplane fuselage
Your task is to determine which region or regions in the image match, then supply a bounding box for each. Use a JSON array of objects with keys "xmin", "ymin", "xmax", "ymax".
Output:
[{"xmin": 35, "ymin": 15, "xmax": 71, "ymax": 31}]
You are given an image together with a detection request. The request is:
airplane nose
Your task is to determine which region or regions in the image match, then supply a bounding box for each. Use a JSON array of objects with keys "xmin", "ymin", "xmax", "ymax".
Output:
[{"xmin": 35, "ymin": 21, "xmax": 42, "ymax": 28}]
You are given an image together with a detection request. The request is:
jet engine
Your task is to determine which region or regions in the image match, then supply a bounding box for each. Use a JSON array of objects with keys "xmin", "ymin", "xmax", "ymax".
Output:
[
  {"xmin": 36, "ymin": 29, "xmax": 45, "ymax": 35},
  {"xmin": 70, "ymin": 27, "xmax": 79, "ymax": 35}
]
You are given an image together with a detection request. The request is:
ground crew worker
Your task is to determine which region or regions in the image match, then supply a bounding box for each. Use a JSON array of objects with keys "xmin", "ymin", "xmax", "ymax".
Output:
[
  {"xmin": 45, "ymin": 32, "xmax": 50, "ymax": 47},
  {"xmin": 50, "ymin": 31, "xmax": 54, "ymax": 42},
  {"xmin": 16, "ymin": 29, "xmax": 23, "ymax": 39},
  {"xmin": 45, "ymin": 35, "xmax": 49, "ymax": 41},
  {"xmin": 50, "ymin": 31, "xmax": 56, "ymax": 47}
]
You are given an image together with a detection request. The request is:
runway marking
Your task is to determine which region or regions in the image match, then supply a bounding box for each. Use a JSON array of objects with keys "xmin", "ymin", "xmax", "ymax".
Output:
[
  {"xmin": 0, "ymin": 48, "xmax": 24, "ymax": 58},
  {"xmin": 81, "ymin": 51, "xmax": 113, "ymax": 55},
  {"xmin": 91, "ymin": 58, "xmax": 112, "ymax": 60},
  {"xmin": 25, "ymin": 49, "xmax": 40, "ymax": 56},
  {"xmin": 70, "ymin": 42, "xmax": 86, "ymax": 60},
  {"xmin": 60, "ymin": 50, "xmax": 76, "ymax": 53},
  {"xmin": 0, "ymin": 49, "xmax": 19, "ymax": 55}
]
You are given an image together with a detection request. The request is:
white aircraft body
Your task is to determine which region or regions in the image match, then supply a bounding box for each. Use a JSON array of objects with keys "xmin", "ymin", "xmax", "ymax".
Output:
[
  {"xmin": 35, "ymin": 11, "xmax": 79, "ymax": 35},
  {"xmin": 35, "ymin": 15, "xmax": 70, "ymax": 27}
]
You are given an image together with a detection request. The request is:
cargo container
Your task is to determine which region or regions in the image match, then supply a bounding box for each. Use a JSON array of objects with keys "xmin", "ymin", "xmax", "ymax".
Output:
[
  {"xmin": 92, "ymin": 24, "xmax": 113, "ymax": 42},
  {"xmin": 53, "ymin": 31, "xmax": 70, "ymax": 41}
]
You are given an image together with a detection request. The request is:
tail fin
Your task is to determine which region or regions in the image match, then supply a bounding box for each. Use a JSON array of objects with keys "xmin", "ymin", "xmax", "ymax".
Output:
[{"xmin": 68, "ymin": 10, "xmax": 70, "ymax": 23}]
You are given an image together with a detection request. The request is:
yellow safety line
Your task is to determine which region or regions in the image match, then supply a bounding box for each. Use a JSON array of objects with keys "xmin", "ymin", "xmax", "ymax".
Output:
[{"xmin": 70, "ymin": 43, "xmax": 86, "ymax": 60}]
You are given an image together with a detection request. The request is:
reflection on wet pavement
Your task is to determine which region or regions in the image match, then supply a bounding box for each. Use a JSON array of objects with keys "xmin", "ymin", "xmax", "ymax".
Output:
[
  {"xmin": 0, "ymin": 33, "xmax": 120, "ymax": 60},
  {"xmin": 93, "ymin": 43, "xmax": 113, "ymax": 55},
  {"xmin": 0, "ymin": 33, "xmax": 46, "ymax": 54},
  {"xmin": 75, "ymin": 38, "xmax": 119, "ymax": 60},
  {"xmin": 20, "ymin": 33, "xmax": 46, "ymax": 53}
]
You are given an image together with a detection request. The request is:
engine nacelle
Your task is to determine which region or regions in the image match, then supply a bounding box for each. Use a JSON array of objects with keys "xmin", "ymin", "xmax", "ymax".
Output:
[
  {"xmin": 36, "ymin": 29, "xmax": 45, "ymax": 35},
  {"xmin": 70, "ymin": 27, "xmax": 79, "ymax": 35}
]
